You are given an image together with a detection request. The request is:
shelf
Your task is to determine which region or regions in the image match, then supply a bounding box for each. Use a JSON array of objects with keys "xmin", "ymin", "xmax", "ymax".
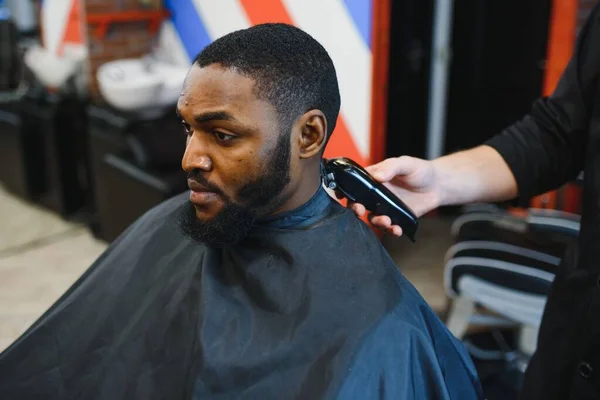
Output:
[{"xmin": 86, "ymin": 10, "xmax": 170, "ymax": 40}]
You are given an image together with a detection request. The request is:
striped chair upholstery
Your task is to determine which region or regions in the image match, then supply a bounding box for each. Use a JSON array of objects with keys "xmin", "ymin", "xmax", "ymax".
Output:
[{"xmin": 443, "ymin": 204, "xmax": 580, "ymax": 356}]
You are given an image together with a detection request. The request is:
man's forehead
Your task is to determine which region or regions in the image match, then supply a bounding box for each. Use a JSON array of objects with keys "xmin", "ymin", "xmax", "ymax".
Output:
[
  {"xmin": 181, "ymin": 64, "xmax": 256, "ymax": 99},
  {"xmin": 177, "ymin": 65, "xmax": 279, "ymax": 127},
  {"xmin": 178, "ymin": 69, "xmax": 247, "ymax": 117}
]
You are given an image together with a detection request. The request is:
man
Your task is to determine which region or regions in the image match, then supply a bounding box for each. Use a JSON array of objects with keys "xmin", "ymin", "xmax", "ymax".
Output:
[
  {"xmin": 0, "ymin": 24, "xmax": 483, "ymax": 399},
  {"xmin": 350, "ymin": 3, "xmax": 600, "ymax": 400}
]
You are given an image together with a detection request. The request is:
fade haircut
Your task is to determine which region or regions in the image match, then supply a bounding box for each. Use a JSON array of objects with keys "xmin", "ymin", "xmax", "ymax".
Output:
[{"xmin": 193, "ymin": 23, "xmax": 341, "ymax": 140}]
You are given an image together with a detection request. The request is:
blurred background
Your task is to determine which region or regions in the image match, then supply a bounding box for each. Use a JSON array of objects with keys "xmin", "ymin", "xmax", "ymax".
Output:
[{"xmin": 0, "ymin": 0, "xmax": 593, "ymax": 398}]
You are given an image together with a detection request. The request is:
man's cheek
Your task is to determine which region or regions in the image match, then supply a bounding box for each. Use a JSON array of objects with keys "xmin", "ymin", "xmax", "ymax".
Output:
[
  {"xmin": 224, "ymin": 174, "xmax": 252, "ymax": 203},
  {"xmin": 232, "ymin": 162, "xmax": 261, "ymax": 185}
]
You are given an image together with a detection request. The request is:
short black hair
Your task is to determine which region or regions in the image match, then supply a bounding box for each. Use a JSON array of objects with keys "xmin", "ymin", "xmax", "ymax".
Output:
[{"xmin": 193, "ymin": 23, "xmax": 340, "ymax": 139}]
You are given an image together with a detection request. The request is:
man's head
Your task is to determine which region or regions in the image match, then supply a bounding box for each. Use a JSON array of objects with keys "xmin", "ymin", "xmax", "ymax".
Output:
[{"xmin": 177, "ymin": 23, "xmax": 340, "ymax": 247}]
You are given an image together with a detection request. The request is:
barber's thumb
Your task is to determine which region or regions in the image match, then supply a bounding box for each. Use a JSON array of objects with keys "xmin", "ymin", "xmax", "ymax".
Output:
[{"xmin": 368, "ymin": 156, "xmax": 413, "ymax": 182}]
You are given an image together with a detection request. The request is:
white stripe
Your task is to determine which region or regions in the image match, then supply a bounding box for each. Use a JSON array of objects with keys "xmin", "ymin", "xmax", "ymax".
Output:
[
  {"xmin": 282, "ymin": 0, "xmax": 372, "ymax": 159},
  {"xmin": 192, "ymin": 0, "xmax": 251, "ymax": 40},
  {"xmin": 450, "ymin": 212, "xmax": 525, "ymax": 237},
  {"xmin": 451, "ymin": 210, "xmax": 581, "ymax": 237},
  {"xmin": 460, "ymin": 203, "xmax": 503, "ymax": 214},
  {"xmin": 526, "ymin": 215, "xmax": 581, "ymax": 233},
  {"xmin": 444, "ymin": 240, "xmax": 561, "ymax": 266},
  {"xmin": 468, "ymin": 314, "xmax": 516, "ymax": 327},
  {"xmin": 458, "ymin": 276, "xmax": 548, "ymax": 327},
  {"xmin": 41, "ymin": 0, "xmax": 72, "ymax": 55},
  {"xmin": 158, "ymin": 21, "xmax": 192, "ymax": 67},
  {"xmin": 443, "ymin": 256, "xmax": 555, "ymax": 298},
  {"xmin": 528, "ymin": 208, "xmax": 581, "ymax": 220}
]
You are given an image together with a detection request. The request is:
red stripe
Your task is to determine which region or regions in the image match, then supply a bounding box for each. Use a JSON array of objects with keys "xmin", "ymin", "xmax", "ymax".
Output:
[
  {"xmin": 324, "ymin": 116, "xmax": 367, "ymax": 167},
  {"xmin": 369, "ymin": 0, "xmax": 391, "ymax": 165},
  {"xmin": 530, "ymin": 0, "xmax": 578, "ymax": 211},
  {"xmin": 58, "ymin": 0, "xmax": 84, "ymax": 55},
  {"xmin": 239, "ymin": 0, "xmax": 294, "ymax": 25}
]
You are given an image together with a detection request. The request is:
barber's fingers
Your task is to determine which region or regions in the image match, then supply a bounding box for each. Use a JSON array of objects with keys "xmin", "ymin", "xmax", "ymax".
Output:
[
  {"xmin": 350, "ymin": 202, "xmax": 366, "ymax": 217},
  {"xmin": 350, "ymin": 202, "xmax": 404, "ymax": 238},
  {"xmin": 370, "ymin": 215, "xmax": 392, "ymax": 227},
  {"xmin": 369, "ymin": 214, "xmax": 403, "ymax": 237},
  {"xmin": 389, "ymin": 225, "xmax": 403, "ymax": 237},
  {"xmin": 366, "ymin": 156, "xmax": 416, "ymax": 183}
]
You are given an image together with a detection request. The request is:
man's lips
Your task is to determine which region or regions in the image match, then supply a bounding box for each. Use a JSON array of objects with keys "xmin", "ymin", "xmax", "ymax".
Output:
[
  {"xmin": 188, "ymin": 180, "xmax": 220, "ymax": 205},
  {"xmin": 188, "ymin": 179, "xmax": 215, "ymax": 193}
]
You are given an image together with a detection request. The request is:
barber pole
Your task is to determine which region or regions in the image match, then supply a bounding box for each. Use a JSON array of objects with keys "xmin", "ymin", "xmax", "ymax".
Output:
[{"xmin": 40, "ymin": 0, "xmax": 86, "ymax": 57}]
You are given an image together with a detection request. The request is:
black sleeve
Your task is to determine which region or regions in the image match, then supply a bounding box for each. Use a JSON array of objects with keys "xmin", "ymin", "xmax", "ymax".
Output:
[{"xmin": 485, "ymin": 3, "xmax": 600, "ymax": 204}]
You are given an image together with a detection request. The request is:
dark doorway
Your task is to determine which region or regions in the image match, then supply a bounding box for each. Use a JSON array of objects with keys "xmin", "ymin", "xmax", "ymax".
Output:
[
  {"xmin": 385, "ymin": 1, "xmax": 551, "ymax": 159},
  {"xmin": 384, "ymin": 0, "xmax": 434, "ymax": 159}
]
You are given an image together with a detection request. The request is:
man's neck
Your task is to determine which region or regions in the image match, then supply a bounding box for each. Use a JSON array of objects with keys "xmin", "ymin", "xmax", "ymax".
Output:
[{"xmin": 268, "ymin": 164, "xmax": 322, "ymax": 217}]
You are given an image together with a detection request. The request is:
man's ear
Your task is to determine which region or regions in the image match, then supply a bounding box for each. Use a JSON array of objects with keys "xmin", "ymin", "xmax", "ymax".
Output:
[{"xmin": 297, "ymin": 110, "xmax": 327, "ymax": 159}]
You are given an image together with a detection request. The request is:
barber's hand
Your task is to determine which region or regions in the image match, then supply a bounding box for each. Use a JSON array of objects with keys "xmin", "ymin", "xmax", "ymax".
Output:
[{"xmin": 348, "ymin": 156, "xmax": 441, "ymax": 237}]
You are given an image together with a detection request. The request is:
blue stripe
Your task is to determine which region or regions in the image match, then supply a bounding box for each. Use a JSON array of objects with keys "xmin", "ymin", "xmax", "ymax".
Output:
[
  {"xmin": 341, "ymin": 0, "xmax": 372, "ymax": 49},
  {"xmin": 164, "ymin": 0, "xmax": 213, "ymax": 61}
]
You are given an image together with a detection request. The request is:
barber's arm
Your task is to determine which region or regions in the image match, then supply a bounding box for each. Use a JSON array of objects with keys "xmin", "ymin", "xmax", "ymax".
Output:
[{"xmin": 352, "ymin": 4, "xmax": 600, "ymax": 236}]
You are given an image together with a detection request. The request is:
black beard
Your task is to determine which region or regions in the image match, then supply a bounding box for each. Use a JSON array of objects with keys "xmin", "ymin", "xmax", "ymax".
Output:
[{"xmin": 177, "ymin": 130, "xmax": 292, "ymax": 248}]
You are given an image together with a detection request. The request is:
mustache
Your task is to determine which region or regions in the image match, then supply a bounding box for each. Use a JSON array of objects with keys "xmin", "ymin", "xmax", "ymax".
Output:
[{"xmin": 186, "ymin": 171, "xmax": 226, "ymax": 198}]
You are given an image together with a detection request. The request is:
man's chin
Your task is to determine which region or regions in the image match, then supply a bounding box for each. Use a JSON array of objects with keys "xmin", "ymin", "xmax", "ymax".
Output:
[
  {"xmin": 177, "ymin": 200, "xmax": 257, "ymax": 248},
  {"xmin": 192, "ymin": 202, "xmax": 224, "ymax": 222}
]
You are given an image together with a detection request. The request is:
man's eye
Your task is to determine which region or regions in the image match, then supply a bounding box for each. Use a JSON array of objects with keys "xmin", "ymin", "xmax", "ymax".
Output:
[
  {"xmin": 182, "ymin": 122, "xmax": 192, "ymax": 135},
  {"xmin": 213, "ymin": 131, "xmax": 235, "ymax": 142}
]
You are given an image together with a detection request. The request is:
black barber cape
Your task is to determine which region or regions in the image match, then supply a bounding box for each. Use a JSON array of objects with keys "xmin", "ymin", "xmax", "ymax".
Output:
[{"xmin": 0, "ymin": 188, "xmax": 483, "ymax": 399}]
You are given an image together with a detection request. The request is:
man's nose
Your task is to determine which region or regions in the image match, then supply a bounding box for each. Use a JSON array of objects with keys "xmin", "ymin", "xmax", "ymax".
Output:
[{"xmin": 182, "ymin": 135, "xmax": 213, "ymax": 173}]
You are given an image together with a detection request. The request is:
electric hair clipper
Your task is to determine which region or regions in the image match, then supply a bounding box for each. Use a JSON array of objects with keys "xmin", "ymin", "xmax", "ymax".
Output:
[{"xmin": 322, "ymin": 157, "xmax": 419, "ymax": 242}]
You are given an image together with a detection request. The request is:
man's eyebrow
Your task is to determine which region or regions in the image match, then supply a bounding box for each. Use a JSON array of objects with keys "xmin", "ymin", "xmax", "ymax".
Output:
[
  {"xmin": 191, "ymin": 111, "xmax": 239, "ymax": 124},
  {"xmin": 194, "ymin": 111, "xmax": 237, "ymax": 124},
  {"xmin": 176, "ymin": 109, "xmax": 253, "ymax": 131}
]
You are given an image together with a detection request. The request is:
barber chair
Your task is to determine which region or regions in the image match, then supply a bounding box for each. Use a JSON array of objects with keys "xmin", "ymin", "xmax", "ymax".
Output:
[
  {"xmin": 21, "ymin": 87, "xmax": 90, "ymax": 216},
  {"xmin": 0, "ymin": 10, "xmax": 21, "ymax": 91},
  {"xmin": 443, "ymin": 204, "xmax": 580, "ymax": 395},
  {"xmin": 0, "ymin": 98, "xmax": 33, "ymax": 198},
  {"xmin": 87, "ymin": 104, "xmax": 187, "ymax": 243},
  {"xmin": 93, "ymin": 151, "xmax": 187, "ymax": 242}
]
